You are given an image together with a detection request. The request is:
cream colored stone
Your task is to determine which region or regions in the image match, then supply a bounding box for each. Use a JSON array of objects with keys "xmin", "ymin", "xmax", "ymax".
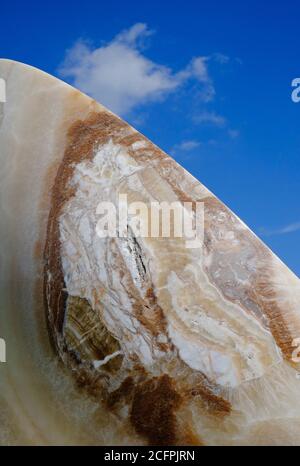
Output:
[{"xmin": 1, "ymin": 59, "xmax": 300, "ymax": 445}]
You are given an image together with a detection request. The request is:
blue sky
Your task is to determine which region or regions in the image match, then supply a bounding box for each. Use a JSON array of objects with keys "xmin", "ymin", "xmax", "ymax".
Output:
[{"xmin": 1, "ymin": 0, "xmax": 300, "ymax": 275}]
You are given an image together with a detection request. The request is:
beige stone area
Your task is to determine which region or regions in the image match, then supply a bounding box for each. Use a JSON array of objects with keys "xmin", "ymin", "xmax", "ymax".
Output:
[{"xmin": 1, "ymin": 59, "xmax": 300, "ymax": 445}]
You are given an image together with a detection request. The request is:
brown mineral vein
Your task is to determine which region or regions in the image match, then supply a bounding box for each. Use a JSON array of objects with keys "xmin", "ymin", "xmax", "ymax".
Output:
[{"xmin": 43, "ymin": 111, "xmax": 205, "ymax": 445}]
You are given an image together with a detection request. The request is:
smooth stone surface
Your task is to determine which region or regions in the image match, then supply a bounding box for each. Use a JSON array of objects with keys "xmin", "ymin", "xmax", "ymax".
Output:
[{"xmin": 1, "ymin": 59, "xmax": 300, "ymax": 445}]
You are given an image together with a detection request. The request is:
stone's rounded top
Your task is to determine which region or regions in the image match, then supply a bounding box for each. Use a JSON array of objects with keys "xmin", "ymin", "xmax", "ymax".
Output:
[
  {"xmin": 0, "ymin": 57, "xmax": 61, "ymax": 81},
  {"xmin": 0, "ymin": 58, "xmax": 36, "ymax": 65},
  {"xmin": 0, "ymin": 58, "xmax": 76, "ymax": 97},
  {"xmin": 0, "ymin": 57, "xmax": 112, "ymax": 116}
]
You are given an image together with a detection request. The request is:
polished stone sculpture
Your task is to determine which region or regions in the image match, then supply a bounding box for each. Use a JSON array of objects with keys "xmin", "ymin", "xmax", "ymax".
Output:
[{"xmin": 1, "ymin": 59, "xmax": 300, "ymax": 445}]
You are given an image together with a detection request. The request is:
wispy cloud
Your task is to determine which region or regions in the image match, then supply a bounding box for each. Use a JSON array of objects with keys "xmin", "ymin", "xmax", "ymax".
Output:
[
  {"xmin": 193, "ymin": 111, "xmax": 226, "ymax": 126},
  {"xmin": 228, "ymin": 129, "xmax": 240, "ymax": 139},
  {"xmin": 259, "ymin": 221, "xmax": 300, "ymax": 236},
  {"xmin": 59, "ymin": 23, "xmax": 216, "ymax": 116},
  {"xmin": 212, "ymin": 53, "xmax": 230, "ymax": 64},
  {"xmin": 171, "ymin": 140, "xmax": 201, "ymax": 155}
]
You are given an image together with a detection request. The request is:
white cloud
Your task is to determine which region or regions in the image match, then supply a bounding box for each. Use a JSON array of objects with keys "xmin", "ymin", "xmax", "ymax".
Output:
[
  {"xmin": 59, "ymin": 23, "xmax": 215, "ymax": 116},
  {"xmin": 176, "ymin": 140, "xmax": 201, "ymax": 151},
  {"xmin": 114, "ymin": 23, "xmax": 154, "ymax": 46},
  {"xmin": 213, "ymin": 53, "xmax": 230, "ymax": 64},
  {"xmin": 260, "ymin": 221, "xmax": 300, "ymax": 236},
  {"xmin": 171, "ymin": 140, "xmax": 201, "ymax": 155},
  {"xmin": 193, "ymin": 111, "xmax": 226, "ymax": 126}
]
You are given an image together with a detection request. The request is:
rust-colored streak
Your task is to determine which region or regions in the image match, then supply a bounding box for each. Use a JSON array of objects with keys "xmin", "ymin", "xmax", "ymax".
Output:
[
  {"xmin": 42, "ymin": 110, "xmax": 187, "ymax": 444},
  {"xmin": 201, "ymin": 196, "xmax": 296, "ymax": 362},
  {"xmin": 43, "ymin": 109, "xmax": 232, "ymax": 445},
  {"xmin": 189, "ymin": 384, "xmax": 231, "ymax": 416},
  {"xmin": 130, "ymin": 374, "xmax": 182, "ymax": 446},
  {"xmin": 254, "ymin": 262, "xmax": 295, "ymax": 360},
  {"xmin": 107, "ymin": 377, "xmax": 135, "ymax": 409},
  {"xmin": 43, "ymin": 112, "xmax": 130, "ymax": 337},
  {"xmin": 43, "ymin": 111, "xmax": 168, "ymax": 339},
  {"xmin": 133, "ymin": 287, "xmax": 168, "ymax": 341},
  {"xmin": 181, "ymin": 428, "xmax": 203, "ymax": 446}
]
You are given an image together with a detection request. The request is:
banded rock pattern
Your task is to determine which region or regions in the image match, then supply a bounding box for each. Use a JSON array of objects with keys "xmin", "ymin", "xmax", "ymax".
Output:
[{"xmin": 1, "ymin": 59, "xmax": 300, "ymax": 445}]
